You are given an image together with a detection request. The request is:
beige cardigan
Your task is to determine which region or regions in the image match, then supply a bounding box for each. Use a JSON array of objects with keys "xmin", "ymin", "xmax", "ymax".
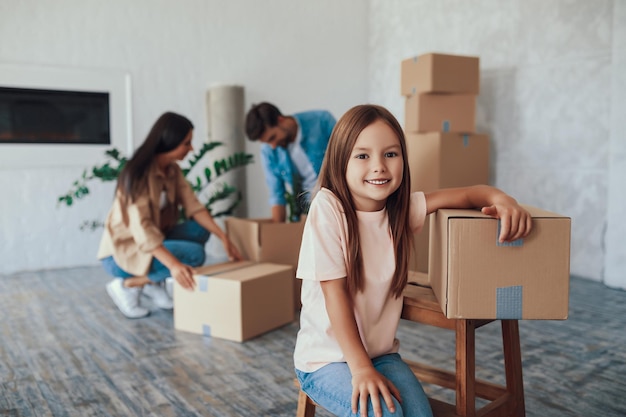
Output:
[{"xmin": 97, "ymin": 162, "xmax": 205, "ymax": 276}]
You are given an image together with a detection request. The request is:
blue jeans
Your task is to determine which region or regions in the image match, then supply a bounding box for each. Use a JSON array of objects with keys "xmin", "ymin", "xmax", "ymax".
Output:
[
  {"xmin": 296, "ymin": 353, "xmax": 433, "ymax": 417},
  {"xmin": 101, "ymin": 220, "xmax": 210, "ymax": 283}
]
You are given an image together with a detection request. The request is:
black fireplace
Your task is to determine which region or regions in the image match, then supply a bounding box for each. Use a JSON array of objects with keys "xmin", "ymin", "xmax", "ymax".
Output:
[{"xmin": 0, "ymin": 86, "xmax": 110, "ymax": 145}]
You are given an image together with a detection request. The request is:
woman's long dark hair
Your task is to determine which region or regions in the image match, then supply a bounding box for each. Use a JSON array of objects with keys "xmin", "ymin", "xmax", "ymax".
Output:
[
  {"xmin": 316, "ymin": 104, "xmax": 412, "ymax": 299},
  {"xmin": 117, "ymin": 112, "xmax": 193, "ymax": 204}
]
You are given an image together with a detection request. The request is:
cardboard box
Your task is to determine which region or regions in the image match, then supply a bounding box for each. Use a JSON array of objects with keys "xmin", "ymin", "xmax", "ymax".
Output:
[
  {"xmin": 406, "ymin": 132, "xmax": 490, "ymax": 273},
  {"xmin": 225, "ymin": 217, "xmax": 305, "ymax": 310},
  {"xmin": 409, "ymin": 219, "xmax": 430, "ymax": 273},
  {"xmin": 174, "ymin": 261, "xmax": 294, "ymax": 342},
  {"xmin": 429, "ymin": 206, "xmax": 571, "ymax": 319},
  {"xmin": 225, "ymin": 218, "xmax": 304, "ymax": 267},
  {"xmin": 405, "ymin": 132, "xmax": 490, "ymax": 192},
  {"xmin": 401, "ymin": 53, "xmax": 480, "ymax": 96},
  {"xmin": 404, "ymin": 93, "xmax": 476, "ymax": 133},
  {"xmin": 408, "ymin": 270, "xmax": 429, "ymax": 287}
]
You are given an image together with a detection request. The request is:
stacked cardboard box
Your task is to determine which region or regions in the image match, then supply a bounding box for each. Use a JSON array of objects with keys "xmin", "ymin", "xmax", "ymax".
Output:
[
  {"xmin": 401, "ymin": 52, "xmax": 488, "ymax": 274},
  {"xmin": 402, "ymin": 54, "xmax": 572, "ymax": 320}
]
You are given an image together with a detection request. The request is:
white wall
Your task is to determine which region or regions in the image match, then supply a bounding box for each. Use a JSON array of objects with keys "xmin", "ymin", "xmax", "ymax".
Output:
[
  {"xmin": 369, "ymin": 0, "xmax": 625, "ymax": 288},
  {"xmin": 0, "ymin": 0, "xmax": 368, "ymax": 274},
  {"xmin": 2, "ymin": 0, "xmax": 624, "ymax": 289}
]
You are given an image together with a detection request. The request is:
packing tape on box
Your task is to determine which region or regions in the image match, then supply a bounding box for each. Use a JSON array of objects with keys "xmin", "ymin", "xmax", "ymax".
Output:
[
  {"xmin": 202, "ymin": 324, "xmax": 212, "ymax": 337},
  {"xmin": 442, "ymin": 120, "xmax": 450, "ymax": 132},
  {"xmin": 496, "ymin": 286, "xmax": 523, "ymax": 319},
  {"xmin": 198, "ymin": 275, "xmax": 210, "ymax": 292},
  {"xmin": 496, "ymin": 221, "xmax": 524, "ymax": 247},
  {"xmin": 463, "ymin": 134, "xmax": 469, "ymax": 147}
]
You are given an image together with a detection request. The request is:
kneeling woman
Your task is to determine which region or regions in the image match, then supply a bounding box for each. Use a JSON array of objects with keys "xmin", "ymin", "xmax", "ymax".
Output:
[{"xmin": 98, "ymin": 111, "xmax": 242, "ymax": 318}]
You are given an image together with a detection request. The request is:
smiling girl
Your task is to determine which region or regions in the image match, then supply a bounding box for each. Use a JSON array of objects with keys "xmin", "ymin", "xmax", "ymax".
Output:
[{"xmin": 294, "ymin": 104, "xmax": 532, "ymax": 417}]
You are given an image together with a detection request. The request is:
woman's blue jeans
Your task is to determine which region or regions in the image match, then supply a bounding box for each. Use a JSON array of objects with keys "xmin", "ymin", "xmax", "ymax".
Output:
[
  {"xmin": 296, "ymin": 353, "xmax": 433, "ymax": 417},
  {"xmin": 101, "ymin": 220, "xmax": 210, "ymax": 283}
]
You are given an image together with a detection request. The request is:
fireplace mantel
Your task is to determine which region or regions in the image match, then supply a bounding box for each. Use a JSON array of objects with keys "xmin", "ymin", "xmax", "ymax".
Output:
[{"xmin": 0, "ymin": 64, "xmax": 132, "ymax": 169}]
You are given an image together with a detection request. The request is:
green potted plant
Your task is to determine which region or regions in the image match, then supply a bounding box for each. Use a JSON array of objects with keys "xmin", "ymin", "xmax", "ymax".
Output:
[{"xmin": 57, "ymin": 142, "xmax": 254, "ymax": 230}]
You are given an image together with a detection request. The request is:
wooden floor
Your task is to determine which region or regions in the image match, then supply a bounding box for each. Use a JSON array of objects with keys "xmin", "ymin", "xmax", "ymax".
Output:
[{"xmin": 1, "ymin": 266, "xmax": 625, "ymax": 417}]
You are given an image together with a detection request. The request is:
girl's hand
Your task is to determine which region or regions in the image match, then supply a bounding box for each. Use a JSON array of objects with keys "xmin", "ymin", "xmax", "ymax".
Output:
[
  {"xmin": 481, "ymin": 200, "xmax": 532, "ymax": 243},
  {"xmin": 170, "ymin": 263, "xmax": 196, "ymax": 291},
  {"xmin": 351, "ymin": 366, "xmax": 401, "ymax": 417}
]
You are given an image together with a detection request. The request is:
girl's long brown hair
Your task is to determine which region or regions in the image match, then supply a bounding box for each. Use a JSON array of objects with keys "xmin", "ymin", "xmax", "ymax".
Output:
[{"xmin": 316, "ymin": 104, "xmax": 413, "ymax": 298}]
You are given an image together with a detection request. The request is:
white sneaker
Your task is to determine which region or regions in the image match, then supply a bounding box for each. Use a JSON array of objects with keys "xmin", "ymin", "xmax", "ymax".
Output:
[
  {"xmin": 106, "ymin": 279, "xmax": 149, "ymax": 319},
  {"xmin": 142, "ymin": 282, "xmax": 174, "ymax": 310}
]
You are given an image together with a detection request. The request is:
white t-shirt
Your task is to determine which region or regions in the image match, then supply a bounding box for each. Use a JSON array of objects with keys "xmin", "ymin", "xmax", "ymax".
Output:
[
  {"xmin": 287, "ymin": 125, "xmax": 318, "ymax": 198},
  {"xmin": 294, "ymin": 188, "xmax": 427, "ymax": 373}
]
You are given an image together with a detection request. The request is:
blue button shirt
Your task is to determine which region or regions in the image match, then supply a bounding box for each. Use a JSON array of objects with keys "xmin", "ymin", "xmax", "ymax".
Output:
[{"xmin": 260, "ymin": 110, "xmax": 336, "ymax": 207}]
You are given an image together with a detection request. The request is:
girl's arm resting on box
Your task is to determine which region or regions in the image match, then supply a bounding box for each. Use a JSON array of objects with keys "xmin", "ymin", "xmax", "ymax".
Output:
[
  {"xmin": 320, "ymin": 279, "xmax": 400, "ymax": 417},
  {"xmin": 151, "ymin": 245, "xmax": 196, "ymax": 290},
  {"xmin": 425, "ymin": 184, "xmax": 533, "ymax": 242}
]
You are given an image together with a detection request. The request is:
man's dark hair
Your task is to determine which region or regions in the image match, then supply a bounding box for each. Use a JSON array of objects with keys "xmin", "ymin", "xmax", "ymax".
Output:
[{"xmin": 245, "ymin": 102, "xmax": 283, "ymax": 140}]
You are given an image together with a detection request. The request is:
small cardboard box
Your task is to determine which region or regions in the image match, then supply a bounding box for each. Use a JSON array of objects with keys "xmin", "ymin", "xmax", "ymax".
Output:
[
  {"xmin": 404, "ymin": 93, "xmax": 476, "ymax": 133},
  {"xmin": 401, "ymin": 53, "xmax": 480, "ymax": 96},
  {"xmin": 173, "ymin": 260, "xmax": 294, "ymax": 342},
  {"xmin": 429, "ymin": 206, "xmax": 571, "ymax": 319},
  {"xmin": 225, "ymin": 217, "xmax": 305, "ymax": 310},
  {"xmin": 406, "ymin": 132, "xmax": 490, "ymax": 273}
]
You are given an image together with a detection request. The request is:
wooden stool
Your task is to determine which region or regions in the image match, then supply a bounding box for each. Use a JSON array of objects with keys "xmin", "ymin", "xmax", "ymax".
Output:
[
  {"xmin": 294, "ymin": 284, "xmax": 525, "ymax": 417},
  {"xmin": 294, "ymin": 380, "xmax": 317, "ymax": 417},
  {"xmin": 401, "ymin": 284, "xmax": 525, "ymax": 417}
]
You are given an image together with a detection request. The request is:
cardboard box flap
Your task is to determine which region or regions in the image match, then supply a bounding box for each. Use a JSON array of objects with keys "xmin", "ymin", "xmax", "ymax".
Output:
[
  {"xmin": 438, "ymin": 205, "xmax": 570, "ymax": 220},
  {"xmin": 225, "ymin": 218, "xmax": 263, "ymax": 260},
  {"xmin": 194, "ymin": 260, "xmax": 255, "ymax": 276},
  {"xmin": 216, "ymin": 263, "xmax": 293, "ymax": 283}
]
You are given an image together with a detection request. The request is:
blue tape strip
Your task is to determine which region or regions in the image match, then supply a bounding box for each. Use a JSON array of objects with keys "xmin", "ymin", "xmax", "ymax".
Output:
[
  {"xmin": 463, "ymin": 134, "xmax": 469, "ymax": 147},
  {"xmin": 496, "ymin": 286, "xmax": 523, "ymax": 319},
  {"xmin": 496, "ymin": 221, "xmax": 524, "ymax": 247},
  {"xmin": 199, "ymin": 276, "xmax": 209, "ymax": 292},
  {"xmin": 202, "ymin": 324, "xmax": 211, "ymax": 337},
  {"xmin": 442, "ymin": 120, "xmax": 450, "ymax": 132}
]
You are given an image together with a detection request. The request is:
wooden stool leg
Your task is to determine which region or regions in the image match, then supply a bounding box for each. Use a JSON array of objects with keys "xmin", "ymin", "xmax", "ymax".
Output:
[
  {"xmin": 296, "ymin": 389, "xmax": 316, "ymax": 417},
  {"xmin": 456, "ymin": 319, "xmax": 477, "ymax": 417},
  {"xmin": 502, "ymin": 320, "xmax": 526, "ymax": 417}
]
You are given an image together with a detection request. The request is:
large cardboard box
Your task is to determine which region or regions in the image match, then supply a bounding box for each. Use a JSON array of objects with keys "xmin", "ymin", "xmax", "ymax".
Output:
[
  {"xmin": 401, "ymin": 53, "xmax": 480, "ymax": 96},
  {"xmin": 406, "ymin": 132, "xmax": 490, "ymax": 273},
  {"xmin": 225, "ymin": 217, "xmax": 305, "ymax": 309},
  {"xmin": 404, "ymin": 93, "xmax": 476, "ymax": 133},
  {"xmin": 174, "ymin": 261, "xmax": 294, "ymax": 342},
  {"xmin": 429, "ymin": 206, "xmax": 571, "ymax": 319}
]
